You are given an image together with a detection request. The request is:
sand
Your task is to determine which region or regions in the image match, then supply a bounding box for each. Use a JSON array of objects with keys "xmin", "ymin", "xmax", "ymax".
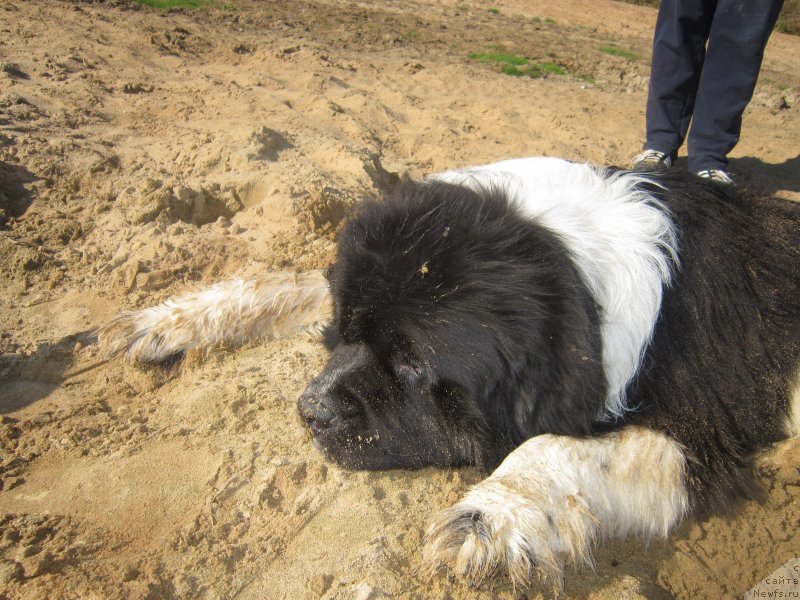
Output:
[{"xmin": 1, "ymin": 0, "xmax": 798, "ymax": 598}]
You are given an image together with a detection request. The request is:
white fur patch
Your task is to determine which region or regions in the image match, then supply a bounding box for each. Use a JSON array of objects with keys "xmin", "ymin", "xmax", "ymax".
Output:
[
  {"xmin": 98, "ymin": 271, "xmax": 331, "ymax": 362},
  {"xmin": 423, "ymin": 427, "xmax": 688, "ymax": 589},
  {"xmin": 432, "ymin": 158, "xmax": 678, "ymax": 418}
]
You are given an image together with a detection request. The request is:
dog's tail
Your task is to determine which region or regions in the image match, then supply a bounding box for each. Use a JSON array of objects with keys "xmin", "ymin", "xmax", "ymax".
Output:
[{"xmin": 97, "ymin": 271, "xmax": 331, "ymax": 363}]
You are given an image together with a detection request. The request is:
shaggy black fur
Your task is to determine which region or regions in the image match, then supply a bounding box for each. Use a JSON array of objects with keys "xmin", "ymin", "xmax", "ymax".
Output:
[
  {"xmin": 629, "ymin": 172, "xmax": 800, "ymax": 511},
  {"xmin": 297, "ymin": 170, "xmax": 799, "ymax": 514}
]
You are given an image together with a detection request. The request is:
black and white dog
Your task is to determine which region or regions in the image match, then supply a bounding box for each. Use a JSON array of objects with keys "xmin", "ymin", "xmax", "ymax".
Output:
[{"xmin": 100, "ymin": 158, "xmax": 799, "ymax": 588}]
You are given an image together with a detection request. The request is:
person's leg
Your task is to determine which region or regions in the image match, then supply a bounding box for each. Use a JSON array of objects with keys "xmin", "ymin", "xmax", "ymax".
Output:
[
  {"xmin": 688, "ymin": 0, "xmax": 785, "ymax": 173},
  {"xmin": 643, "ymin": 0, "xmax": 716, "ymax": 159}
]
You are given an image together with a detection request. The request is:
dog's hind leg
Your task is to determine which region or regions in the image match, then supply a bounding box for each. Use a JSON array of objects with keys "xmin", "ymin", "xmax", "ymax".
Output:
[{"xmin": 97, "ymin": 271, "xmax": 331, "ymax": 363}]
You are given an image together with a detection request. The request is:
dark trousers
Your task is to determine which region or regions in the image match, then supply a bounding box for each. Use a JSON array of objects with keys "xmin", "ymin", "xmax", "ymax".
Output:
[{"xmin": 644, "ymin": 0, "xmax": 784, "ymax": 172}]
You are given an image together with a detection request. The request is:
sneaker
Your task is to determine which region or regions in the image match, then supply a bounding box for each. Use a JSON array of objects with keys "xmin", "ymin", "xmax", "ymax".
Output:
[
  {"xmin": 696, "ymin": 169, "xmax": 734, "ymax": 185},
  {"xmin": 631, "ymin": 149, "xmax": 673, "ymax": 172}
]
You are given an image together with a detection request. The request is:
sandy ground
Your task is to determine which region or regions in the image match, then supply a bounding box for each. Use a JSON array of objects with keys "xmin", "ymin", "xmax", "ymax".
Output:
[{"xmin": 1, "ymin": 0, "xmax": 799, "ymax": 598}]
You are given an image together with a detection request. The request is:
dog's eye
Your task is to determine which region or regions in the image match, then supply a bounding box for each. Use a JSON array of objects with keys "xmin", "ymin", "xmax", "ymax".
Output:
[{"xmin": 395, "ymin": 359, "xmax": 424, "ymax": 380}]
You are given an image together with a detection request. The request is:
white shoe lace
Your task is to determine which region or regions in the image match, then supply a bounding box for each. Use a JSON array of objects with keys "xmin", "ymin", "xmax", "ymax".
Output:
[{"xmin": 696, "ymin": 169, "xmax": 734, "ymax": 185}]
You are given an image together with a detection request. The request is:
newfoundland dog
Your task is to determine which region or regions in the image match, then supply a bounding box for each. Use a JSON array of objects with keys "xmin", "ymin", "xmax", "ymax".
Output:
[{"xmin": 99, "ymin": 157, "xmax": 799, "ymax": 588}]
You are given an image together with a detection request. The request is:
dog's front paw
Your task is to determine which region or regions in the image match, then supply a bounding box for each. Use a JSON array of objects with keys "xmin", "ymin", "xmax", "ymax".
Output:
[{"xmin": 422, "ymin": 476, "xmax": 597, "ymax": 590}]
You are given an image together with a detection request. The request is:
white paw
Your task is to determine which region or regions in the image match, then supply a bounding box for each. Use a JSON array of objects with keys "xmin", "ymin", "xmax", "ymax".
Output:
[
  {"xmin": 422, "ymin": 430, "xmax": 689, "ymax": 590},
  {"xmin": 97, "ymin": 306, "xmax": 195, "ymax": 363},
  {"xmin": 422, "ymin": 476, "xmax": 597, "ymax": 590}
]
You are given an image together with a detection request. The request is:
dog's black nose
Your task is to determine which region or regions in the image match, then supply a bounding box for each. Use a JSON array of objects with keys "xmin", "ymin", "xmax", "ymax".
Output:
[{"xmin": 297, "ymin": 391, "xmax": 336, "ymax": 434}]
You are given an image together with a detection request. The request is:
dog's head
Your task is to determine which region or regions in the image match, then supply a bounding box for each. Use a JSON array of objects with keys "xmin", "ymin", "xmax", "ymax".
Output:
[{"xmin": 297, "ymin": 179, "xmax": 606, "ymax": 471}]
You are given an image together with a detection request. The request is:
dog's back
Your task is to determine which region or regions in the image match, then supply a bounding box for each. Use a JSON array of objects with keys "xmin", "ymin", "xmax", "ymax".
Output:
[{"xmin": 628, "ymin": 172, "xmax": 800, "ymax": 510}]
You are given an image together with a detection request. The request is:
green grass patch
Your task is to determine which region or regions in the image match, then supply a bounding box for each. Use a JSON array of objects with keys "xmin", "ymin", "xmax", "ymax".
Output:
[
  {"xmin": 132, "ymin": 0, "xmax": 210, "ymax": 8},
  {"xmin": 468, "ymin": 52, "xmax": 528, "ymax": 65},
  {"xmin": 487, "ymin": 7, "xmax": 500, "ymax": 14},
  {"xmin": 538, "ymin": 61, "xmax": 566, "ymax": 75},
  {"xmin": 501, "ymin": 64, "xmax": 528, "ymax": 77},
  {"xmin": 468, "ymin": 51, "xmax": 568, "ymax": 79},
  {"xmin": 599, "ymin": 44, "xmax": 639, "ymax": 60}
]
